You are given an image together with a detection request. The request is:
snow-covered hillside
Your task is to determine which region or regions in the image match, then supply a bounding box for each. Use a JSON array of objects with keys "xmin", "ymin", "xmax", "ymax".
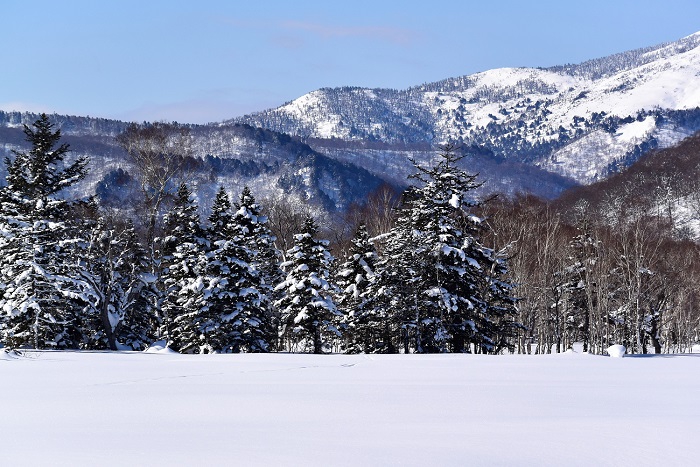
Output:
[
  {"xmin": 2, "ymin": 350, "xmax": 699, "ymax": 466},
  {"xmin": 4, "ymin": 33, "xmax": 700, "ymax": 208},
  {"xmin": 0, "ymin": 112, "xmax": 385, "ymax": 212},
  {"xmin": 236, "ymin": 32, "xmax": 700, "ymax": 184}
]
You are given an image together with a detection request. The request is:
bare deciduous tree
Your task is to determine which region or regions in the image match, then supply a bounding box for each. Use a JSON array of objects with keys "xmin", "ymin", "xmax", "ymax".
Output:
[{"xmin": 116, "ymin": 122, "xmax": 194, "ymax": 256}]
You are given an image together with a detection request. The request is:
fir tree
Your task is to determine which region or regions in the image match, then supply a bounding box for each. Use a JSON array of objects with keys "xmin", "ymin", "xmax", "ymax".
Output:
[
  {"xmin": 112, "ymin": 218, "xmax": 156, "ymax": 350},
  {"xmin": 275, "ymin": 215, "xmax": 340, "ymax": 353},
  {"xmin": 410, "ymin": 145, "xmax": 518, "ymax": 353},
  {"xmin": 160, "ymin": 183, "xmax": 208, "ymax": 352},
  {"xmin": 232, "ymin": 186, "xmax": 282, "ymax": 349},
  {"xmin": 335, "ymin": 224, "xmax": 380, "ymax": 353},
  {"xmin": 203, "ymin": 186, "xmax": 269, "ymax": 352},
  {"xmin": 367, "ymin": 145, "xmax": 519, "ymax": 353},
  {"xmin": 81, "ymin": 207, "xmax": 155, "ymax": 350},
  {"xmin": 366, "ymin": 186, "xmax": 426, "ymax": 353},
  {"xmin": 0, "ymin": 114, "xmax": 92, "ymax": 349}
]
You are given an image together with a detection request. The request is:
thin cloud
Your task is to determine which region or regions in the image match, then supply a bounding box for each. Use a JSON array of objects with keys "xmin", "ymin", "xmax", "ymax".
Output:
[
  {"xmin": 218, "ymin": 16, "xmax": 418, "ymax": 47},
  {"xmin": 280, "ymin": 20, "xmax": 417, "ymax": 46},
  {"xmin": 117, "ymin": 94, "xmax": 285, "ymax": 124},
  {"xmin": 270, "ymin": 33, "xmax": 306, "ymax": 50}
]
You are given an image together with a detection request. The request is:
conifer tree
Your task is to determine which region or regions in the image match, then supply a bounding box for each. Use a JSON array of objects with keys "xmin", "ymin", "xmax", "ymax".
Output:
[
  {"xmin": 275, "ymin": 215, "xmax": 340, "ymax": 353},
  {"xmin": 335, "ymin": 224, "xmax": 381, "ymax": 353},
  {"xmin": 232, "ymin": 186, "xmax": 282, "ymax": 349},
  {"xmin": 203, "ymin": 186, "xmax": 269, "ymax": 352},
  {"xmin": 160, "ymin": 183, "xmax": 208, "ymax": 352},
  {"xmin": 367, "ymin": 145, "xmax": 519, "ymax": 353},
  {"xmin": 410, "ymin": 146, "xmax": 518, "ymax": 353},
  {"xmin": 113, "ymin": 218, "xmax": 156, "ymax": 350},
  {"xmin": 366, "ymin": 186, "xmax": 426, "ymax": 353},
  {"xmin": 81, "ymin": 208, "xmax": 154, "ymax": 350},
  {"xmin": 0, "ymin": 114, "xmax": 92, "ymax": 349}
]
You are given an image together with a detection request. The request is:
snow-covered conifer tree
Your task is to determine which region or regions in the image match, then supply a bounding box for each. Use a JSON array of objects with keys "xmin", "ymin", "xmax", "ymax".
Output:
[
  {"xmin": 159, "ymin": 183, "xmax": 208, "ymax": 352},
  {"xmin": 231, "ymin": 186, "xmax": 282, "ymax": 349},
  {"xmin": 365, "ymin": 186, "xmax": 425, "ymax": 353},
  {"xmin": 335, "ymin": 224, "xmax": 381, "ymax": 353},
  {"xmin": 369, "ymin": 145, "xmax": 519, "ymax": 353},
  {"xmin": 81, "ymin": 209, "xmax": 155, "ymax": 350},
  {"xmin": 202, "ymin": 186, "xmax": 269, "ymax": 352},
  {"xmin": 275, "ymin": 215, "xmax": 340, "ymax": 353},
  {"xmin": 0, "ymin": 114, "xmax": 92, "ymax": 349}
]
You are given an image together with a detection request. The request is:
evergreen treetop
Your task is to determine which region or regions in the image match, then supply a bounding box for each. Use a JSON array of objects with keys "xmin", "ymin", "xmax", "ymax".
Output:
[{"xmin": 4, "ymin": 113, "xmax": 88, "ymax": 216}]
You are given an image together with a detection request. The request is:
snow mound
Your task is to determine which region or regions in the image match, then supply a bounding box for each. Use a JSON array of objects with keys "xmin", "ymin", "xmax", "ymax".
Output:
[
  {"xmin": 144, "ymin": 341, "xmax": 178, "ymax": 354},
  {"xmin": 607, "ymin": 344, "xmax": 626, "ymax": 358}
]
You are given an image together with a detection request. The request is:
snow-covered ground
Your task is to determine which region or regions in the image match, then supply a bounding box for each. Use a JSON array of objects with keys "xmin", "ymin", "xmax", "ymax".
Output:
[{"xmin": 2, "ymin": 350, "xmax": 699, "ymax": 466}]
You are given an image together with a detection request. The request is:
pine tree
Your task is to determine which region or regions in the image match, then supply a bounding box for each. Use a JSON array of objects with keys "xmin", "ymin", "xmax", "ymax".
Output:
[
  {"xmin": 0, "ymin": 114, "xmax": 92, "ymax": 349},
  {"xmin": 275, "ymin": 215, "xmax": 340, "ymax": 353}
]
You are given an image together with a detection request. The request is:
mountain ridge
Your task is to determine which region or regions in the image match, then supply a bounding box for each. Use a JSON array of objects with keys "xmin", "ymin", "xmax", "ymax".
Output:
[
  {"xmin": 232, "ymin": 31, "xmax": 700, "ymax": 185},
  {"xmin": 3, "ymin": 32, "xmax": 700, "ymax": 214}
]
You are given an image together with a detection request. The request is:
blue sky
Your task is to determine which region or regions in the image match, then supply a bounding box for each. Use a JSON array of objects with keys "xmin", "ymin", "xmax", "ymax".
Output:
[{"xmin": 2, "ymin": 0, "xmax": 700, "ymax": 124}]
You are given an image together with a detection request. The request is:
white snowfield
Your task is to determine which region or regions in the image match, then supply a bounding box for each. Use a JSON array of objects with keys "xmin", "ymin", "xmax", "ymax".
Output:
[{"xmin": 1, "ymin": 350, "xmax": 699, "ymax": 466}]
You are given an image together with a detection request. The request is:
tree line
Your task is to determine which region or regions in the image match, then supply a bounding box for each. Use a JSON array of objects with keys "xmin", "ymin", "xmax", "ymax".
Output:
[
  {"xmin": 1, "ymin": 115, "xmax": 698, "ymax": 354},
  {"xmin": 0, "ymin": 115, "xmax": 517, "ymax": 354}
]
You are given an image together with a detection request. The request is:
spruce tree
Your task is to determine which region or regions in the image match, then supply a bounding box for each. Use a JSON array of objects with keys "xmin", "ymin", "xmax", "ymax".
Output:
[
  {"xmin": 275, "ymin": 215, "xmax": 340, "ymax": 353},
  {"xmin": 0, "ymin": 114, "xmax": 91, "ymax": 349}
]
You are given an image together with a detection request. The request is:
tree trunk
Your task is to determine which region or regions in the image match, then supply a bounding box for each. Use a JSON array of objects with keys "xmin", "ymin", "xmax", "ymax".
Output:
[
  {"xmin": 313, "ymin": 327, "xmax": 323, "ymax": 354},
  {"xmin": 100, "ymin": 296, "xmax": 117, "ymax": 351}
]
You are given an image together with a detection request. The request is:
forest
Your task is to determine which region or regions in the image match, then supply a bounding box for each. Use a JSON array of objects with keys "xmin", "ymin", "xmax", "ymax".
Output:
[{"xmin": 1, "ymin": 114, "xmax": 698, "ymax": 355}]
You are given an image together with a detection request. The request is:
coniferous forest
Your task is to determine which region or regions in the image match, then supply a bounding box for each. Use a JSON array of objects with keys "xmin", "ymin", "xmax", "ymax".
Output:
[{"xmin": 1, "ymin": 114, "xmax": 698, "ymax": 354}]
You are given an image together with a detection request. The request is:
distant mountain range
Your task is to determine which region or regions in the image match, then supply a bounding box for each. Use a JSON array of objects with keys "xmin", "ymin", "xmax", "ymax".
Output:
[
  {"xmin": 233, "ymin": 31, "xmax": 700, "ymax": 186},
  {"xmin": 0, "ymin": 114, "xmax": 385, "ymax": 213},
  {"xmin": 3, "ymin": 31, "xmax": 700, "ymax": 212}
]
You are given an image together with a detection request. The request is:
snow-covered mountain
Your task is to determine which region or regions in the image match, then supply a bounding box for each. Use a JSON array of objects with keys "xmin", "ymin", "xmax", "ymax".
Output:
[
  {"xmin": 4, "ymin": 32, "xmax": 700, "ymax": 213},
  {"xmin": 234, "ymin": 32, "xmax": 700, "ymax": 185}
]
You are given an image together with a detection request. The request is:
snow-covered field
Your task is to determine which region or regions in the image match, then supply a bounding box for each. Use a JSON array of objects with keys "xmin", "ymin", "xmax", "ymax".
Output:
[{"xmin": 2, "ymin": 350, "xmax": 699, "ymax": 466}]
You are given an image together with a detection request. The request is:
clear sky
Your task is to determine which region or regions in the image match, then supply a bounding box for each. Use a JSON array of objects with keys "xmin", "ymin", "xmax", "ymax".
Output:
[{"xmin": 2, "ymin": 0, "xmax": 700, "ymax": 124}]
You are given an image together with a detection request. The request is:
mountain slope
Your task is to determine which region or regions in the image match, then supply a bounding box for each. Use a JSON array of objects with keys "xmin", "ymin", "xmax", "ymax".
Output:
[
  {"xmin": 0, "ymin": 111, "xmax": 385, "ymax": 213},
  {"xmin": 234, "ymin": 32, "xmax": 700, "ymax": 185},
  {"xmin": 555, "ymin": 129, "xmax": 700, "ymax": 238},
  {"xmin": 4, "ymin": 32, "xmax": 700, "ymax": 210}
]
